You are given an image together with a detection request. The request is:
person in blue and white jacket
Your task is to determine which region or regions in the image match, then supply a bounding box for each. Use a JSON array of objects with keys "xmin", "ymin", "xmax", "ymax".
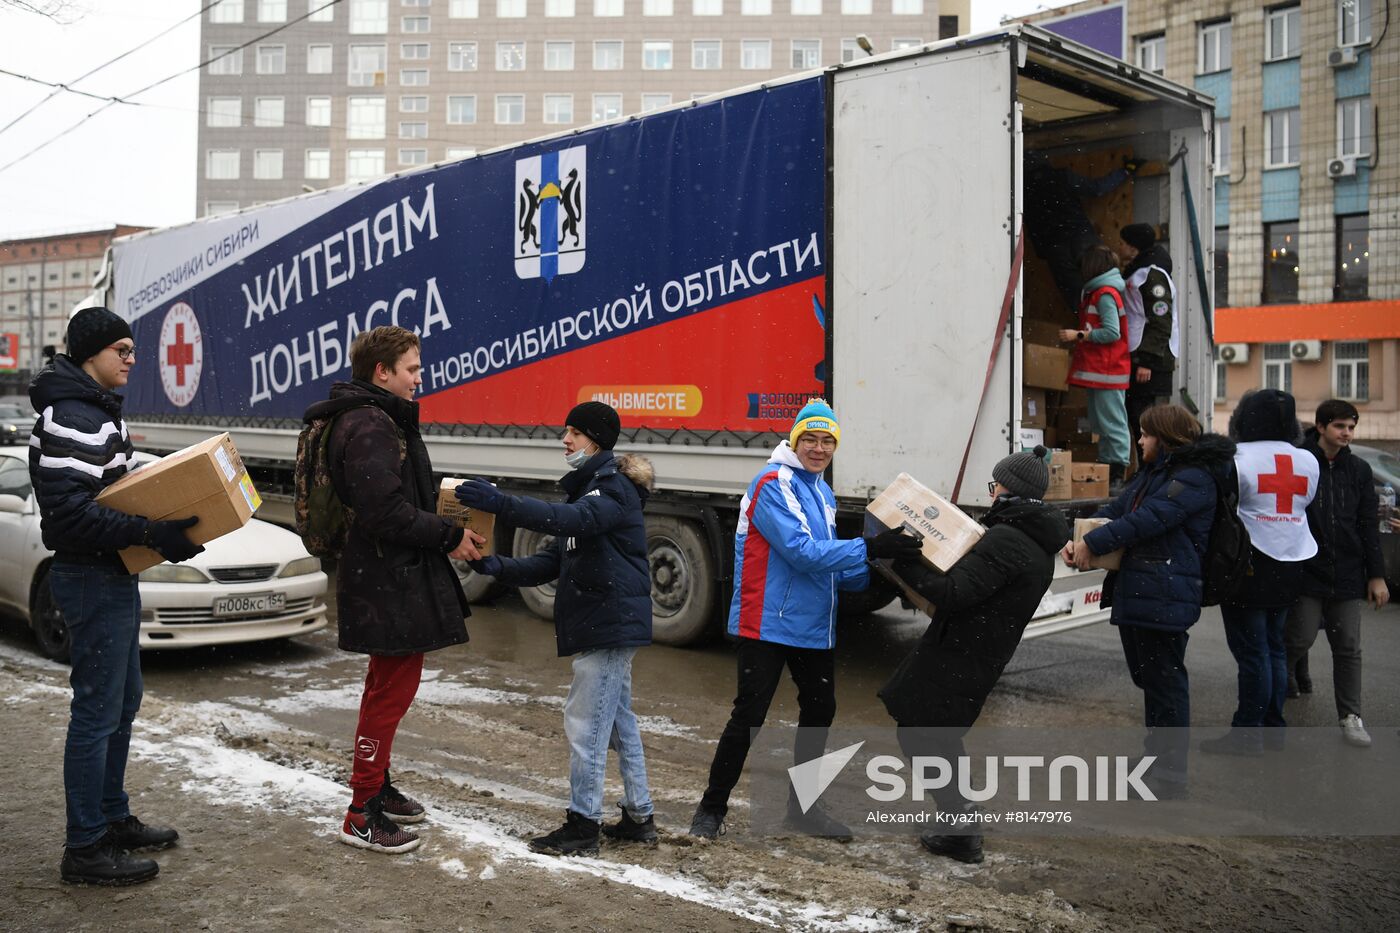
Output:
[{"xmin": 688, "ymin": 399, "xmax": 920, "ymax": 841}]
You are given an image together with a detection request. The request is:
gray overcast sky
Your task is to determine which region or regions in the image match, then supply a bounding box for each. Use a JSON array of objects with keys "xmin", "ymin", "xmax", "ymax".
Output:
[{"xmin": 0, "ymin": 0, "xmax": 1068, "ymax": 241}]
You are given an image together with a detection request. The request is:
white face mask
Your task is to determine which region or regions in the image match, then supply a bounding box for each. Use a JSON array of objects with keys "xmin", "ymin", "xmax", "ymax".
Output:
[{"xmin": 565, "ymin": 447, "xmax": 593, "ymax": 469}]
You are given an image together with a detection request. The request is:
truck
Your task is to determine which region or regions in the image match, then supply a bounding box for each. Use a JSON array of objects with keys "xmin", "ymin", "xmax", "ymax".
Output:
[{"xmin": 98, "ymin": 24, "xmax": 1218, "ymax": 646}]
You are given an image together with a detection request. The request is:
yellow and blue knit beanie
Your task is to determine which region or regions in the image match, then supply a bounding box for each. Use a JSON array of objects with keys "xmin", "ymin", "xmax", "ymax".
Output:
[{"xmin": 790, "ymin": 397, "xmax": 841, "ymax": 448}]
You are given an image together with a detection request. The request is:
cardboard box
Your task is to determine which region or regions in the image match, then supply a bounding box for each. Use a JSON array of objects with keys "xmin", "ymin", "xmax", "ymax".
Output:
[
  {"xmin": 1053, "ymin": 407, "xmax": 1092, "ymax": 441},
  {"xmin": 1072, "ymin": 478, "xmax": 1111, "ymax": 500},
  {"xmin": 1022, "ymin": 318, "xmax": 1069, "ymax": 347},
  {"xmin": 1071, "ymin": 463, "xmax": 1109, "ymax": 484},
  {"xmin": 1074, "ymin": 517, "xmax": 1122, "ymax": 570},
  {"xmin": 96, "ymin": 433, "xmax": 261, "ymax": 573},
  {"xmin": 1044, "ymin": 449, "xmax": 1073, "ymax": 501},
  {"xmin": 1068, "ymin": 442, "xmax": 1101, "ymax": 463},
  {"xmin": 864, "ymin": 473, "xmax": 987, "ymax": 616},
  {"xmin": 1021, "ymin": 388, "xmax": 1048, "ymax": 428},
  {"xmin": 1023, "ymin": 343, "xmax": 1071, "ymax": 391},
  {"xmin": 437, "ymin": 479, "xmax": 497, "ymax": 556},
  {"xmin": 1018, "ymin": 427, "xmax": 1044, "ymax": 451}
]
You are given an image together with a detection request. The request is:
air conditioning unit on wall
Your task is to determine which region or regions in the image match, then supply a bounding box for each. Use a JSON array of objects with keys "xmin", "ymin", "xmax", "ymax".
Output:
[
  {"xmin": 1328, "ymin": 156, "xmax": 1358, "ymax": 179},
  {"xmin": 1329, "ymin": 46, "xmax": 1360, "ymax": 68},
  {"xmin": 1218, "ymin": 343, "xmax": 1250, "ymax": 364},
  {"xmin": 1291, "ymin": 339, "xmax": 1323, "ymax": 361}
]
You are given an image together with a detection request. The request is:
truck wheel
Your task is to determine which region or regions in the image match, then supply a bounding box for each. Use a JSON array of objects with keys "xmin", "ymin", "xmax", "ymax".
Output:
[
  {"xmin": 838, "ymin": 571, "xmax": 899, "ymax": 619},
  {"xmin": 648, "ymin": 516, "xmax": 716, "ymax": 646},
  {"xmin": 513, "ymin": 527, "xmax": 557, "ymax": 620},
  {"xmin": 30, "ymin": 567, "xmax": 71, "ymax": 663}
]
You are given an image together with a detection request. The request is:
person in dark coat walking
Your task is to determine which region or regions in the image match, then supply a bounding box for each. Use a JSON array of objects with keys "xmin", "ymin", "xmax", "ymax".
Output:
[
  {"xmin": 1067, "ymin": 406, "xmax": 1234, "ymax": 794},
  {"xmin": 304, "ymin": 326, "xmax": 484, "ymax": 855},
  {"xmin": 455, "ymin": 401, "xmax": 658, "ymax": 857},
  {"xmin": 880, "ymin": 446, "xmax": 1070, "ymax": 864},
  {"xmin": 1286, "ymin": 399, "xmax": 1389, "ymax": 747}
]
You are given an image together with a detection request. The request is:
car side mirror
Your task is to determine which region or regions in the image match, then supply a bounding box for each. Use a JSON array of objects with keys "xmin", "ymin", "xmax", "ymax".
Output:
[{"xmin": 0, "ymin": 493, "xmax": 30, "ymax": 514}]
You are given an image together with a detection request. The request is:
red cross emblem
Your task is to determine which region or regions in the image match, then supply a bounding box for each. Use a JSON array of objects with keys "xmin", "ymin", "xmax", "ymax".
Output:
[
  {"xmin": 166, "ymin": 323, "xmax": 195, "ymax": 386},
  {"xmin": 158, "ymin": 302, "xmax": 203, "ymax": 407},
  {"xmin": 1257, "ymin": 454, "xmax": 1309, "ymax": 514}
]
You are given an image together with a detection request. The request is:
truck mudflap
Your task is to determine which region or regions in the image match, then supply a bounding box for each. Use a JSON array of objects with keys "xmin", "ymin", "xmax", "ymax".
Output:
[{"xmin": 1023, "ymin": 564, "xmax": 1109, "ymax": 640}]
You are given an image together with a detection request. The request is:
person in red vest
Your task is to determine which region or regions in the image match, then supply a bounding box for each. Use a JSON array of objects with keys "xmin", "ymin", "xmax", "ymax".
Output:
[{"xmin": 1059, "ymin": 244, "xmax": 1132, "ymax": 492}]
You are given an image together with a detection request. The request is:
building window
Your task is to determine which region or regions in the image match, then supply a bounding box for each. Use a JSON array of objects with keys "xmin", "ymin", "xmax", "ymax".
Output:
[
  {"xmin": 594, "ymin": 40, "xmax": 623, "ymax": 70},
  {"xmin": 349, "ymin": 0, "xmax": 388, "ymax": 33},
  {"xmin": 401, "ymin": 42, "xmax": 429, "ymax": 60},
  {"xmin": 1266, "ymin": 6, "xmax": 1300, "ymax": 61},
  {"xmin": 1337, "ymin": 98, "xmax": 1372, "ymax": 158},
  {"xmin": 1335, "ymin": 213, "xmax": 1369, "ymax": 300},
  {"xmin": 206, "ymin": 150, "xmax": 240, "ymax": 180},
  {"xmin": 348, "ymin": 44, "xmax": 387, "ymax": 86},
  {"xmin": 644, "ymin": 0, "xmax": 673, "ymax": 12},
  {"xmin": 405, "ymin": 0, "xmax": 429, "ymax": 7},
  {"xmin": 308, "ymin": 0, "xmax": 334, "ymax": 22},
  {"xmin": 258, "ymin": 0, "xmax": 286, "ymax": 21},
  {"xmin": 1215, "ymin": 118, "xmax": 1231, "ymax": 175},
  {"xmin": 254, "ymin": 97, "xmax": 285, "ymax": 127},
  {"xmin": 497, "ymin": 41, "xmax": 525, "ymax": 71},
  {"xmin": 307, "ymin": 44, "xmax": 333, "ymax": 73},
  {"xmin": 497, "ymin": 0, "xmax": 525, "ymax": 15},
  {"xmin": 595, "ymin": 0, "xmax": 622, "ymax": 13},
  {"xmin": 938, "ymin": 14, "xmax": 958, "ymax": 38},
  {"xmin": 694, "ymin": 0, "xmax": 721, "ymax": 13},
  {"xmin": 399, "ymin": 121, "xmax": 428, "ymax": 138},
  {"xmin": 791, "ymin": 38, "xmax": 820, "ymax": 68},
  {"xmin": 840, "ymin": 38, "xmax": 860, "ymax": 62},
  {"xmin": 207, "ymin": 97, "xmax": 242, "ymax": 127},
  {"xmin": 402, "ymin": 15, "xmax": 429, "ymax": 31},
  {"xmin": 593, "ymin": 93, "xmax": 622, "ymax": 121},
  {"xmin": 892, "ymin": 0, "xmax": 922, "ymax": 12},
  {"xmin": 205, "ymin": 201, "xmax": 240, "ymax": 217},
  {"xmin": 306, "ymin": 149, "xmax": 330, "ymax": 179},
  {"xmin": 1265, "ymin": 108, "xmax": 1300, "ymax": 168},
  {"xmin": 210, "ymin": 0, "xmax": 243, "ymax": 23},
  {"xmin": 399, "ymin": 148, "xmax": 428, "ymax": 166},
  {"xmin": 348, "ymin": 96, "xmax": 387, "ymax": 138},
  {"xmin": 791, "ymin": 0, "xmax": 820, "ymax": 13},
  {"xmin": 496, "ymin": 94, "xmax": 525, "ymax": 123},
  {"xmin": 892, "ymin": 37, "xmax": 921, "ymax": 50},
  {"xmin": 446, "ymin": 147, "xmax": 477, "ymax": 159},
  {"xmin": 693, "ymin": 39, "xmax": 721, "ymax": 69},
  {"xmin": 346, "ymin": 148, "xmax": 386, "ymax": 182},
  {"xmin": 1215, "ymin": 226, "xmax": 1230, "ymax": 308},
  {"xmin": 1214, "ymin": 347, "xmax": 1227, "ymax": 403},
  {"xmin": 1262, "ymin": 343, "xmax": 1292, "ymax": 392},
  {"xmin": 546, "ymin": 0, "xmax": 575, "ymax": 14},
  {"xmin": 1333, "ymin": 341, "xmax": 1369, "ymax": 401},
  {"xmin": 1264, "ymin": 221, "xmax": 1300, "ymax": 304},
  {"xmin": 256, "ymin": 45, "xmax": 286, "ymax": 74},
  {"xmin": 449, "ymin": 0, "xmax": 480, "ymax": 15},
  {"xmin": 208, "ymin": 46, "xmax": 243, "ymax": 75},
  {"xmin": 253, "ymin": 149, "xmax": 284, "ymax": 180},
  {"xmin": 400, "ymin": 95, "xmax": 428, "ymax": 113},
  {"xmin": 842, "ymin": 0, "xmax": 870, "ymax": 11},
  {"xmin": 641, "ymin": 93, "xmax": 672, "ymax": 112},
  {"xmin": 447, "ymin": 95, "xmax": 477, "ymax": 123},
  {"xmin": 543, "ymin": 94, "xmax": 574, "ymax": 123},
  {"xmin": 448, "ymin": 41, "xmax": 478, "ymax": 71},
  {"xmin": 400, "ymin": 68, "xmax": 429, "ymax": 85},
  {"xmin": 1136, "ymin": 33, "xmax": 1164, "ymax": 74},
  {"xmin": 1198, "ymin": 19, "xmax": 1231, "ymax": 74},
  {"xmin": 1338, "ymin": 0, "xmax": 1373, "ymax": 46},
  {"xmin": 643, "ymin": 40, "xmax": 673, "ymax": 69},
  {"xmin": 741, "ymin": 0, "xmax": 770, "ymax": 13},
  {"xmin": 306, "ymin": 96, "xmax": 332, "ymax": 125},
  {"xmin": 741, "ymin": 39, "xmax": 771, "ymax": 69},
  {"xmin": 545, "ymin": 41, "xmax": 575, "ymax": 70}
]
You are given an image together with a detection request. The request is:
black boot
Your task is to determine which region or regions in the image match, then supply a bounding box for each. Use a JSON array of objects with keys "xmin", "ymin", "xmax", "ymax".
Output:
[
  {"xmin": 601, "ymin": 804, "xmax": 658, "ymax": 843},
  {"xmin": 1295, "ymin": 655, "xmax": 1313, "ymax": 694},
  {"xmin": 920, "ymin": 832, "xmax": 984, "ymax": 865},
  {"xmin": 108, "ymin": 814, "xmax": 179, "ymax": 851},
  {"xmin": 784, "ymin": 796, "xmax": 853, "ymax": 843},
  {"xmin": 61, "ymin": 832, "xmax": 160, "ymax": 886},
  {"xmin": 529, "ymin": 810, "xmax": 600, "ymax": 857}
]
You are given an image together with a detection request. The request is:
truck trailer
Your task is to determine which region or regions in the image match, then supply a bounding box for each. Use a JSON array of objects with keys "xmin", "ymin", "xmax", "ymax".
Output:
[{"xmin": 99, "ymin": 24, "xmax": 1219, "ymax": 645}]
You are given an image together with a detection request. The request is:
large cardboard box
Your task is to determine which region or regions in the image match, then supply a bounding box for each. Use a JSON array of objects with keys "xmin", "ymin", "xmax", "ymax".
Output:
[
  {"xmin": 1073, "ymin": 517, "xmax": 1122, "ymax": 570},
  {"xmin": 437, "ymin": 479, "xmax": 497, "ymax": 556},
  {"xmin": 1021, "ymin": 318, "xmax": 1068, "ymax": 347},
  {"xmin": 1044, "ymin": 449, "xmax": 1073, "ymax": 501},
  {"xmin": 864, "ymin": 473, "xmax": 986, "ymax": 616},
  {"xmin": 1021, "ymin": 388, "xmax": 1048, "ymax": 428},
  {"xmin": 1023, "ymin": 343, "xmax": 1071, "ymax": 391},
  {"xmin": 96, "ymin": 433, "xmax": 261, "ymax": 573}
]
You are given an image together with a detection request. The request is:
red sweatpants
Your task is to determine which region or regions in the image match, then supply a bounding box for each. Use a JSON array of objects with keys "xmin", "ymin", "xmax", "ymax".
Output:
[{"xmin": 349, "ymin": 652, "xmax": 425, "ymax": 808}]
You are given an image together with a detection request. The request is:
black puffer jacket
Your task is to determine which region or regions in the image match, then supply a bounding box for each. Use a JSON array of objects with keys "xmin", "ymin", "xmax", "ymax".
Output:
[
  {"xmin": 1298, "ymin": 430, "xmax": 1385, "ymax": 600},
  {"xmin": 307, "ymin": 380, "xmax": 468, "ymax": 656},
  {"xmin": 491, "ymin": 449, "xmax": 654, "ymax": 657},
  {"xmin": 28, "ymin": 355, "xmax": 149, "ymax": 566},
  {"xmin": 879, "ymin": 497, "xmax": 1070, "ymax": 728}
]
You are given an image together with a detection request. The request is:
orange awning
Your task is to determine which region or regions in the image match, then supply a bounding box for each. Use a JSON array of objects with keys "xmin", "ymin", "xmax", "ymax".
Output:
[{"xmin": 1216, "ymin": 300, "xmax": 1400, "ymax": 342}]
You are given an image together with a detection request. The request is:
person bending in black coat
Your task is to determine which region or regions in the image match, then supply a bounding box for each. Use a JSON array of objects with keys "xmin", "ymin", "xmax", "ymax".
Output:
[{"xmin": 878, "ymin": 447, "xmax": 1070, "ymax": 864}]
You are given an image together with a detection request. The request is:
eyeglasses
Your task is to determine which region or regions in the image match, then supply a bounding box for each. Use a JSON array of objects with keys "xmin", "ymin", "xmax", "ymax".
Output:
[
  {"xmin": 108, "ymin": 344, "xmax": 136, "ymax": 362},
  {"xmin": 797, "ymin": 436, "xmax": 837, "ymax": 451},
  {"xmin": 987, "ymin": 481, "xmax": 998, "ymax": 497}
]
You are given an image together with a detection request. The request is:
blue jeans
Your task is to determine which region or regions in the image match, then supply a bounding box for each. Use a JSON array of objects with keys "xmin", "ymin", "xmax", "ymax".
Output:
[
  {"xmin": 49, "ymin": 562, "xmax": 143, "ymax": 848},
  {"xmin": 564, "ymin": 647, "xmax": 652, "ymax": 824},
  {"xmin": 1220, "ymin": 605, "xmax": 1289, "ymax": 729}
]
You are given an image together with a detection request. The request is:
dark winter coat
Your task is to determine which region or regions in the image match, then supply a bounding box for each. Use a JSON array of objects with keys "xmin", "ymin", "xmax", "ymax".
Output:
[
  {"xmin": 307, "ymin": 380, "xmax": 468, "ymax": 656},
  {"xmin": 28, "ymin": 355, "xmax": 149, "ymax": 567},
  {"xmin": 879, "ymin": 497, "xmax": 1070, "ymax": 728},
  {"xmin": 1126, "ymin": 244, "xmax": 1176, "ymax": 396},
  {"xmin": 491, "ymin": 449, "xmax": 654, "ymax": 657},
  {"xmin": 1298, "ymin": 430, "xmax": 1386, "ymax": 600},
  {"xmin": 1085, "ymin": 433, "xmax": 1236, "ymax": 632}
]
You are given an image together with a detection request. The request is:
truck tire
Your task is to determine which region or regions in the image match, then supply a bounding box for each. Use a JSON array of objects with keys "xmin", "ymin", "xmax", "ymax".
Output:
[
  {"xmin": 513, "ymin": 526, "xmax": 558, "ymax": 620},
  {"xmin": 648, "ymin": 516, "xmax": 717, "ymax": 646},
  {"xmin": 450, "ymin": 559, "xmax": 505, "ymax": 603},
  {"xmin": 30, "ymin": 567, "xmax": 72, "ymax": 663}
]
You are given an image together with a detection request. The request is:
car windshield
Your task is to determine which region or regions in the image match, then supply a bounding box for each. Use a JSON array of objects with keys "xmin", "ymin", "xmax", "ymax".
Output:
[{"xmin": 0, "ymin": 404, "xmax": 30, "ymax": 419}]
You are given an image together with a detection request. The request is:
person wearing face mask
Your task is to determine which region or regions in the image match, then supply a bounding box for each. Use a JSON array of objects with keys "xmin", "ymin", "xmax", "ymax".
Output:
[{"xmin": 454, "ymin": 401, "xmax": 657, "ymax": 857}]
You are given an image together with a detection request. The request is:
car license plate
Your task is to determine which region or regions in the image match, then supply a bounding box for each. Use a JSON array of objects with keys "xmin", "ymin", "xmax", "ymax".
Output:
[{"xmin": 212, "ymin": 592, "xmax": 286, "ymax": 618}]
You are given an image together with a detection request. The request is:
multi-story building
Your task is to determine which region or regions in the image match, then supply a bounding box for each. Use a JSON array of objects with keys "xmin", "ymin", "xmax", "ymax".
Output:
[
  {"xmin": 196, "ymin": 0, "xmax": 969, "ymax": 212},
  {"xmin": 1019, "ymin": 0, "xmax": 1398, "ymax": 446},
  {"xmin": 0, "ymin": 226, "xmax": 147, "ymax": 384}
]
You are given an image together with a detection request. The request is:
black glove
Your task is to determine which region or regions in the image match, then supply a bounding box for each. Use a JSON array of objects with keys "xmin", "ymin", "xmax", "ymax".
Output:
[
  {"xmin": 454, "ymin": 479, "xmax": 504, "ymax": 513},
  {"xmin": 144, "ymin": 515, "xmax": 203, "ymax": 563},
  {"xmin": 468, "ymin": 555, "xmax": 503, "ymax": 577},
  {"xmin": 863, "ymin": 527, "xmax": 923, "ymax": 560}
]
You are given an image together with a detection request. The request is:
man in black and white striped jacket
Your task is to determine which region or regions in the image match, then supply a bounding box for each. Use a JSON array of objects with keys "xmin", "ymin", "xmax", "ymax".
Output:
[{"xmin": 29, "ymin": 307, "xmax": 200, "ymax": 887}]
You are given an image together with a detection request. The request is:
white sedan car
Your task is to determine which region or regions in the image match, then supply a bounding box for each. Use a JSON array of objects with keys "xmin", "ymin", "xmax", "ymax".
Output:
[{"xmin": 0, "ymin": 446, "xmax": 329, "ymax": 661}]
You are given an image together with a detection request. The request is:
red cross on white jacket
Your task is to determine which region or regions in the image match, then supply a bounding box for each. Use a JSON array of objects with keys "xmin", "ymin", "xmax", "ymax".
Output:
[{"xmin": 1234, "ymin": 440, "xmax": 1320, "ymax": 562}]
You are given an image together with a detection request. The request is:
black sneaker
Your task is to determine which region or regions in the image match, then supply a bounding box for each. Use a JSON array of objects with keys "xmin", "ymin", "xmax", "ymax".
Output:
[
  {"xmin": 601, "ymin": 804, "xmax": 658, "ymax": 844},
  {"xmin": 688, "ymin": 803, "xmax": 726, "ymax": 840},
  {"xmin": 529, "ymin": 810, "xmax": 600, "ymax": 857},
  {"xmin": 339, "ymin": 803, "xmax": 421, "ymax": 854},
  {"xmin": 108, "ymin": 814, "xmax": 179, "ymax": 851},
  {"xmin": 377, "ymin": 773, "xmax": 426, "ymax": 824},
  {"xmin": 784, "ymin": 799, "xmax": 853, "ymax": 843},
  {"xmin": 1297, "ymin": 674, "xmax": 1313, "ymax": 694},
  {"xmin": 61, "ymin": 832, "xmax": 160, "ymax": 886},
  {"xmin": 920, "ymin": 833, "xmax": 984, "ymax": 865}
]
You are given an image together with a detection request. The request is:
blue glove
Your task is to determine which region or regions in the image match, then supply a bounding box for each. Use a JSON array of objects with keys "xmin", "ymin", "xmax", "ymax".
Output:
[
  {"xmin": 468, "ymin": 555, "xmax": 503, "ymax": 577},
  {"xmin": 454, "ymin": 478, "xmax": 504, "ymax": 514}
]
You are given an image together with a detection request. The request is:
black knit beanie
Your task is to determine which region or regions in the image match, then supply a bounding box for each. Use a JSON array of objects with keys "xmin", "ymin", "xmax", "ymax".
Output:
[
  {"xmin": 66, "ymin": 307, "xmax": 132, "ymax": 365},
  {"xmin": 993, "ymin": 445, "xmax": 1050, "ymax": 500},
  {"xmin": 1120, "ymin": 223, "xmax": 1156, "ymax": 252},
  {"xmin": 565, "ymin": 401, "xmax": 621, "ymax": 450},
  {"xmin": 1229, "ymin": 389, "xmax": 1300, "ymax": 443}
]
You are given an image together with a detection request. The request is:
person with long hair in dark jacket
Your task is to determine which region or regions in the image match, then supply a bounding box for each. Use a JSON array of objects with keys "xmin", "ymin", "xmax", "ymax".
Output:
[
  {"xmin": 1066, "ymin": 405, "xmax": 1235, "ymax": 795},
  {"xmin": 1202, "ymin": 390, "xmax": 1319, "ymax": 756}
]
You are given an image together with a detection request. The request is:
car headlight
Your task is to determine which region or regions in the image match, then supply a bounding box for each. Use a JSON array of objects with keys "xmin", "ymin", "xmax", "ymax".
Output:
[
  {"xmin": 278, "ymin": 556, "xmax": 322, "ymax": 578},
  {"xmin": 138, "ymin": 565, "xmax": 209, "ymax": 584}
]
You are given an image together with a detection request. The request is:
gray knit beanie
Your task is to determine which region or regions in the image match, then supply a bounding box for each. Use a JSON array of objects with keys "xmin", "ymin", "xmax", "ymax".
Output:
[{"xmin": 993, "ymin": 445, "xmax": 1050, "ymax": 499}]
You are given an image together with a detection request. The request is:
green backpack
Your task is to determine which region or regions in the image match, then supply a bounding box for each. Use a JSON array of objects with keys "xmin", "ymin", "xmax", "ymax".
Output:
[{"xmin": 294, "ymin": 404, "xmax": 403, "ymax": 558}]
